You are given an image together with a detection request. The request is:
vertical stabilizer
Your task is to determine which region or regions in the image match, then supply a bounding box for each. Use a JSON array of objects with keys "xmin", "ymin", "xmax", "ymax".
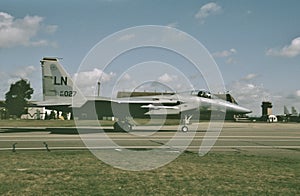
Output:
[
  {"xmin": 40, "ymin": 57, "xmax": 85, "ymax": 107},
  {"xmin": 284, "ymin": 106, "xmax": 290, "ymax": 115},
  {"xmin": 291, "ymin": 106, "xmax": 298, "ymax": 116}
]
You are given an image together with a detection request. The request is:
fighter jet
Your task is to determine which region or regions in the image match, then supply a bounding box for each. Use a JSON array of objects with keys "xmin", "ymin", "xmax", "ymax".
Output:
[{"xmin": 36, "ymin": 57, "xmax": 251, "ymax": 132}]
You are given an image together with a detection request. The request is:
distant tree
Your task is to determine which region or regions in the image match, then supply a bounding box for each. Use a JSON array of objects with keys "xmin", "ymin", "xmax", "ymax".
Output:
[
  {"xmin": 56, "ymin": 111, "xmax": 59, "ymax": 120},
  {"xmin": 62, "ymin": 111, "xmax": 68, "ymax": 120},
  {"xmin": 5, "ymin": 79, "xmax": 34, "ymax": 118},
  {"xmin": 49, "ymin": 110, "xmax": 56, "ymax": 119},
  {"xmin": 0, "ymin": 108, "xmax": 8, "ymax": 120},
  {"xmin": 44, "ymin": 111, "xmax": 49, "ymax": 120},
  {"xmin": 70, "ymin": 112, "xmax": 74, "ymax": 120}
]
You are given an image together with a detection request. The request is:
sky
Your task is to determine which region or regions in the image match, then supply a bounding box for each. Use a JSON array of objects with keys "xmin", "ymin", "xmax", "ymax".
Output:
[{"xmin": 0, "ymin": 0, "xmax": 300, "ymax": 116}]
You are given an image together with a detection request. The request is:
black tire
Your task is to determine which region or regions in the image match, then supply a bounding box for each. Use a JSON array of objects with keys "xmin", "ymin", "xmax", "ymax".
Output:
[
  {"xmin": 113, "ymin": 122, "xmax": 122, "ymax": 132},
  {"xmin": 113, "ymin": 122, "xmax": 132, "ymax": 132},
  {"xmin": 123, "ymin": 123, "xmax": 132, "ymax": 132},
  {"xmin": 181, "ymin": 126, "xmax": 188, "ymax": 132}
]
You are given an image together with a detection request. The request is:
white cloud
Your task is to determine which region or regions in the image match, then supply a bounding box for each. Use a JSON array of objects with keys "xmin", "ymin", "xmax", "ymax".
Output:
[
  {"xmin": 44, "ymin": 25, "xmax": 58, "ymax": 34},
  {"xmin": 1, "ymin": 67, "xmax": 116, "ymax": 100},
  {"xmin": 11, "ymin": 65, "xmax": 36, "ymax": 78},
  {"xmin": 158, "ymin": 73, "xmax": 177, "ymax": 83},
  {"xmin": 118, "ymin": 33, "xmax": 135, "ymax": 41},
  {"xmin": 283, "ymin": 91, "xmax": 300, "ymax": 115},
  {"xmin": 213, "ymin": 48, "xmax": 237, "ymax": 64},
  {"xmin": 161, "ymin": 28, "xmax": 187, "ymax": 43},
  {"xmin": 227, "ymin": 79, "xmax": 271, "ymax": 116},
  {"xmin": 213, "ymin": 48, "xmax": 237, "ymax": 58},
  {"xmin": 286, "ymin": 90, "xmax": 300, "ymax": 100},
  {"xmin": 121, "ymin": 73, "xmax": 131, "ymax": 81},
  {"xmin": 266, "ymin": 37, "xmax": 300, "ymax": 57},
  {"xmin": 0, "ymin": 72, "xmax": 9, "ymax": 98},
  {"xmin": 73, "ymin": 69, "xmax": 116, "ymax": 96},
  {"xmin": 227, "ymin": 75, "xmax": 300, "ymax": 116},
  {"xmin": 225, "ymin": 57, "xmax": 236, "ymax": 64},
  {"xmin": 166, "ymin": 22, "xmax": 179, "ymax": 28},
  {"xmin": 242, "ymin": 73, "xmax": 259, "ymax": 81},
  {"xmin": 195, "ymin": 2, "xmax": 222, "ymax": 23},
  {"xmin": 0, "ymin": 65, "xmax": 41, "ymax": 100},
  {"xmin": 0, "ymin": 12, "xmax": 57, "ymax": 48}
]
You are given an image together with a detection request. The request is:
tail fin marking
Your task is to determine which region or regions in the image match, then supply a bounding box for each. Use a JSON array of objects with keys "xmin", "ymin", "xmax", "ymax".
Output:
[{"xmin": 40, "ymin": 57, "xmax": 86, "ymax": 107}]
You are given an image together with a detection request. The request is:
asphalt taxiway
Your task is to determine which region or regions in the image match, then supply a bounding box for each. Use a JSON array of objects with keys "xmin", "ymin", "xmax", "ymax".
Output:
[{"xmin": 0, "ymin": 122, "xmax": 299, "ymax": 158}]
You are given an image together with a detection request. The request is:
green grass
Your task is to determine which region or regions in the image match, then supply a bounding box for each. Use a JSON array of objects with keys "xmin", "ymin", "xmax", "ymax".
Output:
[{"xmin": 0, "ymin": 150, "xmax": 299, "ymax": 195}]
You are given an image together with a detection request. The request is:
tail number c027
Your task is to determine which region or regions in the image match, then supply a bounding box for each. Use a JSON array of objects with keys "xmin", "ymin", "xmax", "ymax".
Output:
[{"xmin": 59, "ymin": 91, "xmax": 77, "ymax": 97}]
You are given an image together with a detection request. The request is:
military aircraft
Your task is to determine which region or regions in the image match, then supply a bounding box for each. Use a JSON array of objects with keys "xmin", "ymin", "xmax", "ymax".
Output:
[{"xmin": 36, "ymin": 57, "xmax": 251, "ymax": 132}]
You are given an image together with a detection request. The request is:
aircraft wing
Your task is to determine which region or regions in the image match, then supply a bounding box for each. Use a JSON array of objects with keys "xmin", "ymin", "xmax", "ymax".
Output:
[
  {"xmin": 143, "ymin": 102, "xmax": 200, "ymax": 115},
  {"xmin": 31, "ymin": 100, "xmax": 71, "ymax": 107},
  {"xmin": 111, "ymin": 95, "xmax": 218, "ymax": 116},
  {"xmin": 110, "ymin": 96, "xmax": 182, "ymax": 115},
  {"xmin": 143, "ymin": 105, "xmax": 180, "ymax": 115},
  {"xmin": 112, "ymin": 97, "xmax": 180, "ymax": 104},
  {"xmin": 142, "ymin": 97, "xmax": 229, "ymax": 116}
]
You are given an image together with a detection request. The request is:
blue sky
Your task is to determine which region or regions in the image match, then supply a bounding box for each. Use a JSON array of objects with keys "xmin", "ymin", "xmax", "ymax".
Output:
[{"xmin": 0, "ymin": 0, "xmax": 300, "ymax": 116}]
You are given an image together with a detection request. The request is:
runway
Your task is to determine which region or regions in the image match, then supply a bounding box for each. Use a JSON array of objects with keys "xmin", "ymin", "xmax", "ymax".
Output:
[{"xmin": 0, "ymin": 122, "xmax": 299, "ymax": 158}]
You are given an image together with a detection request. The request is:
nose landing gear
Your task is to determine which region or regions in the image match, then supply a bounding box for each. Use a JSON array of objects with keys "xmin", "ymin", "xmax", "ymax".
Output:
[{"xmin": 181, "ymin": 114, "xmax": 193, "ymax": 132}]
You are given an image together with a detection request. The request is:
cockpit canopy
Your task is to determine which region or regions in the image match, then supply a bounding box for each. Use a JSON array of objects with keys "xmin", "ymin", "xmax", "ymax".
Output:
[
  {"xmin": 191, "ymin": 90, "xmax": 212, "ymax": 99},
  {"xmin": 190, "ymin": 90, "xmax": 238, "ymax": 104}
]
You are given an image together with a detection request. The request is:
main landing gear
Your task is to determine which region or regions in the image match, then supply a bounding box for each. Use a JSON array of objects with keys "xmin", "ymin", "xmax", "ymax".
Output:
[
  {"xmin": 113, "ymin": 119, "xmax": 133, "ymax": 132},
  {"xmin": 113, "ymin": 115, "xmax": 193, "ymax": 132}
]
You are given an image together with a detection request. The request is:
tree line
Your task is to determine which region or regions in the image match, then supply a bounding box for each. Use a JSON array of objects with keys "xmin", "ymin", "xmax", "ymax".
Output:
[
  {"xmin": 0, "ymin": 78, "xmax": 68, "ymax": 120},
  {"xmin": 0, "ymin": 79, "xmax": 33, "ymax": 119}
]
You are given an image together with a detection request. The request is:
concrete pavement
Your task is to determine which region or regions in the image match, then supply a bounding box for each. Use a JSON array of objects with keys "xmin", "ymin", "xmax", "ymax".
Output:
[{"xmin": 0, "ymin": 122, "xmax": 299, "ymax": 158}]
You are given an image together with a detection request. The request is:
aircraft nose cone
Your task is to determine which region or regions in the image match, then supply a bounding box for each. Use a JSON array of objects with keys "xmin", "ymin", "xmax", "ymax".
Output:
[
  {"xmin": 236, "ymin": 106, "xmax": 252, "ymax": 114},
  {"xmin": 226, "ymin": 103, "xmax": 252, "ymax": 114}
]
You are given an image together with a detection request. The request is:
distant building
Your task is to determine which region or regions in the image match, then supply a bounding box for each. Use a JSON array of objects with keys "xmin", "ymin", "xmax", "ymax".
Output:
[
  {"xmin": 21, "ymin": 107, "xmax": 46, "ymax": 120},
  {"xmin": 0, "ymin": 100, "xmax": 51, "ymax": 120},
  {"xmin": 261, "ymin": 101, "xmax": 273, "ymax": 121},
  {"xmin": 262, "ymin": 102, "xmax": 272, "ymax": 115},
  {"xmin": 260, "ymin": 104, "xmax": 300, "ymax": 123},
  {"xmin": 267, "ymin": 114, "xmax": 278, "ymax": 123},
  {"xmin": 261, "ymin": 101, "xmax": 272, "ymax": 116}
]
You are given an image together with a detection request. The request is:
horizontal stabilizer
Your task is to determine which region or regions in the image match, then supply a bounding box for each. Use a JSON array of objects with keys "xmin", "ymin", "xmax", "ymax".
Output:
[{"xmin": 33, "ymin": 100, "xmax": 71, "ymax": 107}]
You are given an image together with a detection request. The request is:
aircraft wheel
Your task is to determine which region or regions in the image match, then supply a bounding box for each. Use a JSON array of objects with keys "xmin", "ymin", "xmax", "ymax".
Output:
[
  {"xmin": 113, "ymin": 122, "xmax": 132, "ymax": 132},
  {"xmin": 181, "ymin": 126, "xmax": 188, "ymax": 132},
  {"xmin": 113, "ymin": 122, "xmax": 122, "ymax": 132},
  {"xmin": 123, "ymin": 123, "xmax": 132, "ymax": 132}
]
